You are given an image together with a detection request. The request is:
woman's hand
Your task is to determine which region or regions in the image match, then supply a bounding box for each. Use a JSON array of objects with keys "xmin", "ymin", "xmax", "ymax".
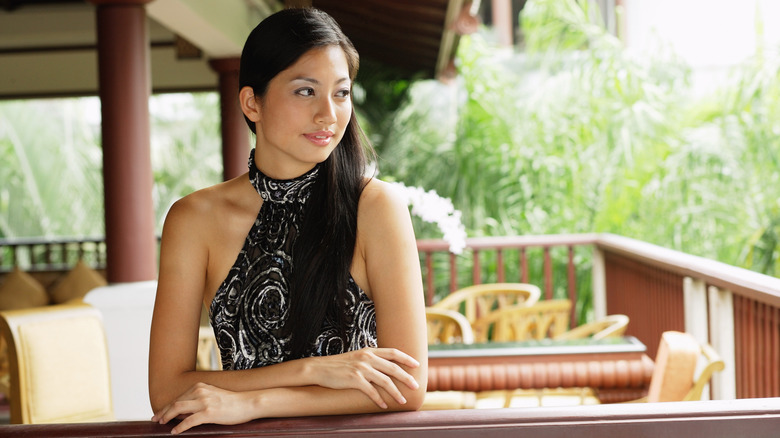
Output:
[
  {"xmin": 305, "ymin": 347, "xmax": 420, "ymax": 409},
  {"xmin": 152, "ymin": 382, "xmax": 257, "ymax": 435}
]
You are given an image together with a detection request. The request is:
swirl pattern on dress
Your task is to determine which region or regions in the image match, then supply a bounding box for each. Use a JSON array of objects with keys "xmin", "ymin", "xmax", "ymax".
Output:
[{"xmin": 209, "ymin": 150, "xmax": 377, "ymax": 370}]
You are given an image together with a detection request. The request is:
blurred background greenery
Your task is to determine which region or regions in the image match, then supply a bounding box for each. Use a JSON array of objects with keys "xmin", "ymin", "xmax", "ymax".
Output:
[{"xmin": 1, "ymin": 0, "xmax": 778, "ymax": 290}]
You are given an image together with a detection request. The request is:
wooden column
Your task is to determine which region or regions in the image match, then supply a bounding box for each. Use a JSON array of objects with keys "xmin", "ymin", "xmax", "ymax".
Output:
[
  {"xmin": 491, "ymin": 0, "xmax": 513, "ymax": 47},
  {"xmin": 209, "ymin": 57, "xmax": 250, "ymax": 181},
  {"xmin": 90, "ymin": 0, "xmax": 157, "ymax": 283}
]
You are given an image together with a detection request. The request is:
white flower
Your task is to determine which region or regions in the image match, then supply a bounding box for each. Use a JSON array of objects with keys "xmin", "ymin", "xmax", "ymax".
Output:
[{"xmin": 389, "ymin": 181, "xmax": 467, "ymax": 254}]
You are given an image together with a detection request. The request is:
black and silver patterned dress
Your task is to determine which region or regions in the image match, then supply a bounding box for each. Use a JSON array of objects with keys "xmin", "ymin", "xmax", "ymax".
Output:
[{"xmin": 209, "ymin": 150, "xmax": 377, "ymax": 370}]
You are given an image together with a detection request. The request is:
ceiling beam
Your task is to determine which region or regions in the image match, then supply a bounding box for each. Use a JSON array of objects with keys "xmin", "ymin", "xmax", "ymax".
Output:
[{"xmin": 146, "ymin": 0, "xmax": 268, "ymax": 58}]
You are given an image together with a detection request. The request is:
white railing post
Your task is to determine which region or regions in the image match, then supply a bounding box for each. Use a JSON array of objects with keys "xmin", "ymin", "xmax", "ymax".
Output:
[
  {"xmin": 683, "ymin": 277, "xmax": 711, "ymax": 399},
  {"xmin": 683, "ymin": 277, "xmax": 710, "ymax": 341},
  {"xmin": 592, "ymin": 247, "xmax": 607, "ymax": 319},
  {"xmin": 708, "ymin": 286, "xmax": 737, "ymax": 400}
]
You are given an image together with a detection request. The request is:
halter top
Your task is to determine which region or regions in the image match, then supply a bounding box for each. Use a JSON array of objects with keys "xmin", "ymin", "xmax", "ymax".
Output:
[{"xmin": 209, "ymin": 150, "xmax": 377, "ymax": 370}]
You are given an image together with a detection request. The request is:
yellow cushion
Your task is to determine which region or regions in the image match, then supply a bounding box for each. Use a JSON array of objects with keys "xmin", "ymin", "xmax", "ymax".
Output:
[
  {"xmin": 49, "ymin": 261, "xmax": 107, "ymax": 304},
  {"xmin": 19, "ymin": 315, "xmax": 113, "ymax": 423},
  {"xmin": 0, "ymin": 268, "xmax": 49, "ymax": 310}
]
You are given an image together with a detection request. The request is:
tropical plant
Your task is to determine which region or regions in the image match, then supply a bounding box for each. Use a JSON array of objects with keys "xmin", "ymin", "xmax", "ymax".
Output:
[
  {"xmin": 0, "ymin": 98, "xmax": 104, "ymax": 240},
  {"xmin": 0, "ymin": 92, "xmax": 223, "ymax": 243},
  {"xmin": 368, "ymin": 0, "xmax": 780, "ymax": 315},
  {"xmin": 148, "ymin": 92, "xmax": 222, "ymax": 232}
]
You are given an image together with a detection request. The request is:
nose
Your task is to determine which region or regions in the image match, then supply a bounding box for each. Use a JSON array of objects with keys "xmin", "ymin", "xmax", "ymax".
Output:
[{"xmin": 315, "ymin": 96, "xmax": 337, "ymax": 125}]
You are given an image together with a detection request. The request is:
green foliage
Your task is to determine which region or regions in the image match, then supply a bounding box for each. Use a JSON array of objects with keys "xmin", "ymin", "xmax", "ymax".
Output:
[
  {"xmin": 716, "ymin": 52, "xmax": 780, "ymax": 274},
  {"xmin": 0, "ymin": 98, "xmax": 104, "ymax": 238},
  {"xmin": 0, "ymin": 92, "xmax": 222, "ymax": 239},
  {"xmin": 2, "ymin": 0, "xmax": 778, "ymax": 294},
  {"xmin": 369, "ymin": 0, "xmax": 780, "ymax": 313},
  {"xmin": 149, "ymin": 92, "xmax": 222, "ymax": 232},
  {"xmin": 522, "ymin": 0, "xmax": 617, "ymax": 52}
]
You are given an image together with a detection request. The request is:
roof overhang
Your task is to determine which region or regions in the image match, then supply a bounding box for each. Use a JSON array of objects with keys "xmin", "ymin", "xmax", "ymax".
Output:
[{"xmin": 0, "ymin": 0, "xmax": 473, "ymax": 99}]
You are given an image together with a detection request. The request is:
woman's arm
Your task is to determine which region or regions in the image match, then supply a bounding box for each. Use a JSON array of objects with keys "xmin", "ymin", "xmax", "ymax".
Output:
[
  {"xmin": 357, "ymin": 179, "xmax": 429, "ymax": 406},
  {"xmin": 152, "ymin": 180, "xmax": 428, "ymax": 433},
  {"xmin": 149, "ymin": 186, "xmax": 422, "ymax": 414}
]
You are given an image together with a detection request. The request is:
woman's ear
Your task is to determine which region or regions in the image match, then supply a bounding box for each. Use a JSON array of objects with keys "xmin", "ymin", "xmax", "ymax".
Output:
[{"xmin": 239, "ymin": 86, "xmax": 261, "ymax": 123}]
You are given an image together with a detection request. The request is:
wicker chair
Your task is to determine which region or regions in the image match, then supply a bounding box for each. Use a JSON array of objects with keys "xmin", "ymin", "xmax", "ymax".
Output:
[
  {"xmin": 425, "ymin": 307, "xmax": 474, "ymax": 345},
  {"xmin": 554, "ymin": 314, "xmax": 630, "ymax": 340},
  {"xmin": 421, "ymin": 308, "xmax": 477, "ymax": 410},
  {"xmin": 432, "ymin": 283, "xmax": 541, "ymax": 328},
  {"xmin": 471, "ymin": 299, "xmax": 572, "ymax": 343},
  {"xmin": 626, "ymin": 331, "xmax": 725, "ymax": 403}
]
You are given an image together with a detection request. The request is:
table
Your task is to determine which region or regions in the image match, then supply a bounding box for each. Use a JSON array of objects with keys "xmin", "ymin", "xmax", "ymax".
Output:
[{"xmin": 428, "ymin": 337, "xmax": 654, "ymax": 402}]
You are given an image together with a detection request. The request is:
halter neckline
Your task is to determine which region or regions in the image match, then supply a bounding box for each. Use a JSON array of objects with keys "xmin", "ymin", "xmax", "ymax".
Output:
[{"xmin": 248, "ymin": 149, "xmax": 320, "ymax": 204}]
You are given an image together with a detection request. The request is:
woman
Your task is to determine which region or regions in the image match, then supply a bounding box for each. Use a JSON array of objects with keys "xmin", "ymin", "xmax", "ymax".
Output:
[{"xmin": 148, "ymin": 8, "xmax": 427, "ymax": 434}]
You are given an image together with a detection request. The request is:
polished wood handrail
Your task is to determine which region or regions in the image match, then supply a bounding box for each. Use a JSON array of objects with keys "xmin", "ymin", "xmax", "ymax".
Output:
[
  {"xmin": 0, "ymin": 398, "xmax": 778, "ymax": 437},
  {"xmin": 595, "ymin": 234, "xmax": 780, "ymax": 306}
]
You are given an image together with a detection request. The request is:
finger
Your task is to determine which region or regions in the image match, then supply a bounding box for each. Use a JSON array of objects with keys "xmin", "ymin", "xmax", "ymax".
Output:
[
  {"xmin": 171, "ymin": 412, "xmax": 206, "ymax": 435},
  {"xmin": 356, "ymin": 377, "xmax": 388, "ymax": 409},
  {"xmin": 372, "ymin": 348, "xmax": 420, "ymax": 368},
  {"xmin": 366, "ymin": 370, "xmax": 407, "ymax": 406},
  {"xmin": 153, "ymin": 407, "xmax": 171, "ymax": 424},
  {"xmin": 366, "ymin": 355, "xmax": 420, "ymax": 390},
  {"xmin": 159, "ymin": 400, "xmax": 199, "ymax": 425}
]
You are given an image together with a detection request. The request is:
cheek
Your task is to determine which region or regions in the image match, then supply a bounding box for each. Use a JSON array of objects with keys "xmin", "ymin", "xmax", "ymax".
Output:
[
  {"xmin": 338, "ymin": 105, "xmax": 352, "ymax": 127},
  {"xmin": 268, "ymin": 106, "xmax": 302, "ymax": 131}
]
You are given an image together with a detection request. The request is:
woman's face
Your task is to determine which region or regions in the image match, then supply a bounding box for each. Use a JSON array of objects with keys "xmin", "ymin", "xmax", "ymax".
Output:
[{"xmin": 253, "ymin": 45, "xmax": 353, "ymax": 178}]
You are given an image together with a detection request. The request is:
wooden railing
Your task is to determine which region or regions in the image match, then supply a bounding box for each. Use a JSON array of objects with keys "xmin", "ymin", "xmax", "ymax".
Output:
[
  {"xmin": 417, "ymin": 234, "xmax": 599, "ymax": 328},
  {"xmin": 1, "ymin": 398, "xmax": 778, "ymax": 437},
  {"xmin": 593, "ymin": 234, "xmax": 780, "ymax": 400},
  {"xmin": 0, "ymin": 236, "xmax": 106, "ymax": 272},
  {"xmin": 2, "ymin": 233, "xmax": 779, "ymax": 400},
  {"xmin": 418, "ymin": 233, "xmax": 780, "ymax": 400}
]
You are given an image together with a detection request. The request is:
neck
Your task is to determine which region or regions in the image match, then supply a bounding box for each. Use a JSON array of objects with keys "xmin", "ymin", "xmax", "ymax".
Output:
[{"xmin": 252, "ymin": 148, "xmax": 318, "ymax": 180}]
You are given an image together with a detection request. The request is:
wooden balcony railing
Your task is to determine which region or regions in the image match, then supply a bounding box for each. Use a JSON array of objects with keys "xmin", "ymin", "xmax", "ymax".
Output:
[
  {"xmin": 594, "ymin": 234, "xmax": 780, "ymax": 400},
  {"xmin": 1, "ymin": 398, "xmax": 778, "ymax": 437},
  {"xmin": 417, "ymin": 233, "xmax": 780, "ymax": 401},
  {"xmin": 1, "ymin": 233, "xmax": 779, "ymax": 401},
  {"xmin": 0, "ymin": 236, "xmax": 107, "ymax": 272},
  {"xmin": 417, "ymin": 234, "xmax": 598, "ymax": 328}
]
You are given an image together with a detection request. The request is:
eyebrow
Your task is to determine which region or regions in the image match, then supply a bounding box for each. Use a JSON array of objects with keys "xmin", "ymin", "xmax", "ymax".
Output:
[{"xmin": 292, "ymin": 77, "xmax": 351, "ymax": 85}]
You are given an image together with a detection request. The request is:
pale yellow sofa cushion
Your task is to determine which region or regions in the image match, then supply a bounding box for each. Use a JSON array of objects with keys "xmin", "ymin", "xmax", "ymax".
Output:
[{"xmin": 18, "ymin": 314, "xmax": 113, "ymax": 423}]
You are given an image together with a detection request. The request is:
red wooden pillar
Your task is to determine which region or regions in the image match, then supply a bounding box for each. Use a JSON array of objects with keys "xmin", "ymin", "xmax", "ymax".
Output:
[
  {"xmin": 90, "ymin": 0, "xmax": 157, "ymax": 283},
  {"xmin": 209, "ymin": 57, "xmax": 250, "ymax": 181}
]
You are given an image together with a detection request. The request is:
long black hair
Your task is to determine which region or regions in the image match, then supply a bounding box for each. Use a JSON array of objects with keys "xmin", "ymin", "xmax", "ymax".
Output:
[{"xmin": 239, "ymin": 8, "xmax": 375, "ymax": 359}]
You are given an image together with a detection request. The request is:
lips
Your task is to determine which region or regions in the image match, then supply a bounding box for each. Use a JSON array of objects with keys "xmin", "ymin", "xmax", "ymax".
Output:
[{"xmin": 304, "ymin": 130, "xmax": 334, "ymax": 146}]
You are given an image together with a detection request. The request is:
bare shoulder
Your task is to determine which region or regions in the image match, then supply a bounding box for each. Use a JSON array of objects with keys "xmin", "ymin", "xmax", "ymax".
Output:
[
  {"xmin": 163, "ymin": 174, "xmax": 255, "ymax": 233},
  {"xmin": 162, "ymin": 186, "xmax": 217, "ymax": 235},
  {"xmin": 356, "ymin": 178, "xmax": 415, "ymax": 254},
  {"xmin": 358, "ymin": 178, "xmax": 409, "ymax": 223}
]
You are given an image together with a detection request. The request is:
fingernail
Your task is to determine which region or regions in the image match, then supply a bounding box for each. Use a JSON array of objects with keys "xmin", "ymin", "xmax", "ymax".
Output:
[{"xmin": 400, "ymin": 397, "xmax": 407, "ymax": 404}]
